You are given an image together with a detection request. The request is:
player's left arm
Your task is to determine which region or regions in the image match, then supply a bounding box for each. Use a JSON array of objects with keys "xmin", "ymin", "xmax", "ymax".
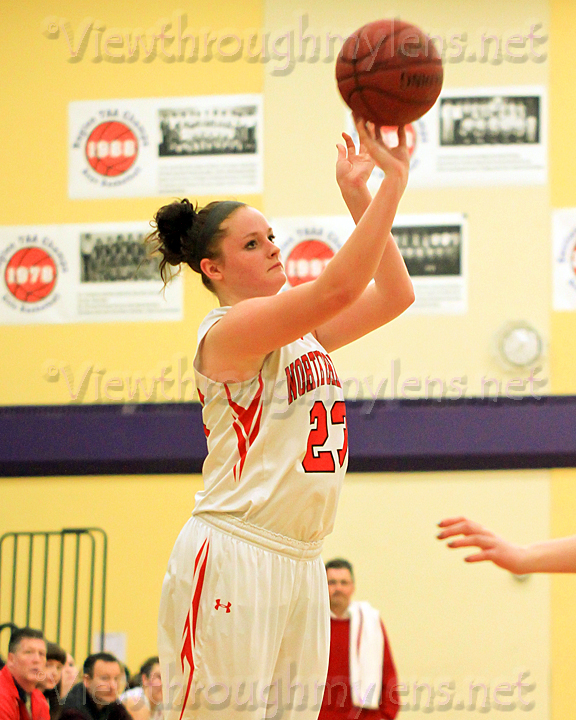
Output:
[{"xmin": 314, "ymin": 132, "xmax": 414, "ymax": 352}]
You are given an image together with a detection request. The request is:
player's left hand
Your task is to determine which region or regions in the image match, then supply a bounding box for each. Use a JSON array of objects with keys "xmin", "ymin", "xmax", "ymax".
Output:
[{"xmin": 336, "ymin": 132, "xmax": 375, "ymax": 191}]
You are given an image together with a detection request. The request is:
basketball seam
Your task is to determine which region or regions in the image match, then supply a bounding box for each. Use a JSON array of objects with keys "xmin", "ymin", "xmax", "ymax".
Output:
[{"xmin": 349, "ymin": 86, "xmax": 438, "ymax": 107}]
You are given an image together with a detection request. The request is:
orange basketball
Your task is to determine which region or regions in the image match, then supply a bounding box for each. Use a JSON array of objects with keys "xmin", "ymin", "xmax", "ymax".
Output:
[{"xmin": 336, "ymin": 19, "xmax": 443, "ymax": 127}]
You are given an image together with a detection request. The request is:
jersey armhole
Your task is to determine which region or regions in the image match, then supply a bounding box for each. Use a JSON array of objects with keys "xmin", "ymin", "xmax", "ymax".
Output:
[{"xmin": 194, "ymin": 322, "xmax": 271, "ymax": 387}]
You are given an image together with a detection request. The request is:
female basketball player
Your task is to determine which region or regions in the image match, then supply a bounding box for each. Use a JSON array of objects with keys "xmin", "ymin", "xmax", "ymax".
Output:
[
  {"xmin": 438, "ymin": 516, "xmax": 576, "ymax": 573},
  {"xmin": 154, "ymin": 119, "xmax": 413, "ymax": 720}
]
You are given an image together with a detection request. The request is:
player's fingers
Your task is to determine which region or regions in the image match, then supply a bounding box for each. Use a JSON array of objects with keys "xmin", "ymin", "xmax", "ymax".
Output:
[
  {"xmin": 437, "ymin": 518, "xmax": 478, "ymax": 538},
  {"xmin": 336, "ymin": 143, "xmax": 347, "ymax": 159},
  {"xmin": 356, "ymin": 122, "xmax": 377, "ymax": 150},
  {"xmin": 447, "ymin": 535, "xmax": 495, "ymax": 550},
  {"xmin": 438, "ymin": 517, "xmax": 468, "ymax": 528},
  {"xmin": 354, "ymin": 117, "xmax": 367, "ymax": 139},
  {"xmin": 464, "ymin": 551, "xmax": 490, "ymax": 563},
  {"xmin": 342, "ymin": 132, "xmax": 356, "ymax": 156},
  {"xmin": 364, "ymin": 120, "xmax": 378, "ymax": 141},
  {"xmin": 397, "ymin": 124, "xmax": 407, "ymax": 146}
]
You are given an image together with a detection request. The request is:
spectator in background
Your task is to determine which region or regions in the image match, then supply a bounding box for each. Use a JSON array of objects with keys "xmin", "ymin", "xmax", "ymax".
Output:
[
  {"xmin": 0, "ymin": 627, "xmax": 49, "ymax": 720},
  {"xmin": 59, "ymin": 656, "xmax": 79, "ymax": 701},
  {"xmin": 0, "ymin": 625, "xmax": 19, "ymax": 675},
  {"xmin": 62, "ymin": 653, "xmax": 130, "ymax": 720},
  {"xmin": 319, "ymin": 559, "xmax": 400, "ymax": 720},
  {"xmin": 37, "ymin": 643, "xmax": 66, "ymax": 720},
  {"xmin": 121, "ymin": 658, "xmax": 162, "ymax": 720}
]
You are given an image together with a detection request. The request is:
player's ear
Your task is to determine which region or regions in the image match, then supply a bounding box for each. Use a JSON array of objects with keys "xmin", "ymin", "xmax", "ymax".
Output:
[{"xmin": 200, "ymin": 257, "xmax": 223, "ymax": 282}]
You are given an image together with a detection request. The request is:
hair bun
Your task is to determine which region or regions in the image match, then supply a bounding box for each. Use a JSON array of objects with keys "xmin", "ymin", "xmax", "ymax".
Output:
[{"xmin": 155, "ymin": 199, "xmax": 197, "ymax": 265}]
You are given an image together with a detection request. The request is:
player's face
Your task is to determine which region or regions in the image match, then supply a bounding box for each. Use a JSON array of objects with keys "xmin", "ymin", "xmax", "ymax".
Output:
[
  {"xmin": 215, "ymin": 206, "xmax": 286, "ymax": 301},
  {"xmin": 326, "ymin": 568, "xmax": 355, "ymax": 612}
]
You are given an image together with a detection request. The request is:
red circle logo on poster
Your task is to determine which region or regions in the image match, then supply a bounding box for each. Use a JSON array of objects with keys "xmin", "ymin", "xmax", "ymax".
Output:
[
  {"xmin": 5, "ymin": 247, "xmax": 57, "ymax": 303},
  {"xmin": 380, "ymin": 123, "xmax": 417, "ymax": 158},
  {"xmin": 285, "ymin": 239, "xmax": 335, "ymax": 287},
  {"xmin": 85, "ymin": 121, "xmax": 138, "ymax": 176}
]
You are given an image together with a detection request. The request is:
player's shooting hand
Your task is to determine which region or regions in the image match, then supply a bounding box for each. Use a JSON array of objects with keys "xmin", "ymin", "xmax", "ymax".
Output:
[
  {"xmin": 354, "ymin": 116, "xmax": 410, "ymax": 187},
  {"xmin": 336, "ymin": 132, "xmax": 375, "ymax": 191},
  {"xmin": 437, "ymin": 516, "xmax": 529, "ymax": 575}
]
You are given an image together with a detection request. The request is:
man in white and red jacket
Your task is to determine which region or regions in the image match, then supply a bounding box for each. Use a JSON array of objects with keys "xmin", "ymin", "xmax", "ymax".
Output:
[
  {"xmin": 319, "ymin": 559, "xmax": 400, "ymax": 720},
  {"xmin": 0, "ymin": 628, "xmax": 50, "ymax": 720}
]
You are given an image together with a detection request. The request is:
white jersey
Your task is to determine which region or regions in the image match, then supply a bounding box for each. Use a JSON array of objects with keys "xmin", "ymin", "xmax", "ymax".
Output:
[{"xmin": 192, "ymin": 307, "xmax": 348, "ymax": 542}]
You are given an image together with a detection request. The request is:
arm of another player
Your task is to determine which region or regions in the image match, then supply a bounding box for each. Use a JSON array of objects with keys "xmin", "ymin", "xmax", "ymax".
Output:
[
  {"xmin": 314, "ymin": 127, "xmax": 414, "ymax": 352},
  {"xmin": 437, "ymin": 516, "xmax": 576, "ymax": 574}
]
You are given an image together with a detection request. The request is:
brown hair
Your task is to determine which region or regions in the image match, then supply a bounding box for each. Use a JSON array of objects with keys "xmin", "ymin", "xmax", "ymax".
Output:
[{"xmin": 146, "ymin": 198, "xmax": 245, "ymax": 290}]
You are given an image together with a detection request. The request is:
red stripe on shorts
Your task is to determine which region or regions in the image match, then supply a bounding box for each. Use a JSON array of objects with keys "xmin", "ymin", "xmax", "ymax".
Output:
[{"xmin": 179, "ymin": 538, "xmax": 210, "ymax": 720}]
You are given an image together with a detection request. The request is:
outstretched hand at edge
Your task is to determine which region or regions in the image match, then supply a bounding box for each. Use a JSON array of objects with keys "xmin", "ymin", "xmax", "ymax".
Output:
[{"xmin": 437, "ymin": 516, "xmax": 529, "ymax": 574}]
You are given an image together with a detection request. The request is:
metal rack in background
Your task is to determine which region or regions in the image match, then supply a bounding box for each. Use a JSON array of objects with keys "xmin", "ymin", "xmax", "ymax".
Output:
[{"xmin": 0, "ymin": 528, "xmax": 107, "ymax": 662}]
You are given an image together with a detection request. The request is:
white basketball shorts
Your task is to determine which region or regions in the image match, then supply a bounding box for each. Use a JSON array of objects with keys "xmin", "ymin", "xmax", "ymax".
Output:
[{"xmin": 158, "ymin": 512, "xmax": 330, "ymax": 720}]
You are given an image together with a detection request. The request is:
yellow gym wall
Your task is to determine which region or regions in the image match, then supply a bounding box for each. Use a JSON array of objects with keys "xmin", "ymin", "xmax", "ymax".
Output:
[
  {"xmin": 1, "ymin": 0, "xmax": 574, "ymax": 719},
  {"xmin": 549, "ymin": 2, "xmax": 576, "ymax": 719}
]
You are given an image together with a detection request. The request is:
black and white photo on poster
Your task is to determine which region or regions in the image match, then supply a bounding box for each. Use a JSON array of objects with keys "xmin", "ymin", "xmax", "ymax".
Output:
[
  {"xmin": 80, "ymin": 231, "xmax": 159, "ymax": 283},
  {"xmin": 439, "ymin": 95, "xmax": 540, "ymax": 146},
  {"xmin": 393, "ymin": 223, "xmax": 462, "ymax": 277},
  {"xmin": 159, "ymin": 104, "xmax": 258, "ymax": 157}
]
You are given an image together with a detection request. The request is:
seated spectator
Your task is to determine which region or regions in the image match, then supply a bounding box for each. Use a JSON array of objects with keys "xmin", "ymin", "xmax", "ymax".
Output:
[
  {"xmin": 37, "ymin": 643, "xmax": 66, "ymax": 720},
  {"xmin": 124, "ymin": 676, "xmax": 140, "ymax": 693},
  {"xmin": 62, "ymin": 653, "xmax": 131, "ymax": 720},
  {"xmin": 120, "ymin": 658, "xmax": 162, "ymax": 720},
  {"xmin": 0, "ymin": 627, "xmax": 49, "ymax": 720},
  {"xmin": 59, "ymin": 656, "xmax": 79, "ymax": 701}
]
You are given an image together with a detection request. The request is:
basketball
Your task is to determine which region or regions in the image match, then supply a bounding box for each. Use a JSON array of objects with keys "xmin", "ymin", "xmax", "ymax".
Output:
[{"xmin": 336, "ymin": 19, "xmax": 444, "ymax": 127}]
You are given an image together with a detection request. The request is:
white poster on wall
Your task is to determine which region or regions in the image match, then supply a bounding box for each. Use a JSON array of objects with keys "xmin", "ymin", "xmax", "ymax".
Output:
[
  {"xmin": 552, "ymin": 208, "xmax": 576, "ymax": 310},
  {"xmin": 393, "ymin": 213, "xmax": 468, "ymax": 315},
  {"xmin": 348, "ymin": 85, "xmax": 546, "ymax": 189},
  {"xmin": 271, "ymin": 214, "xmax": 466, "ymax": 315},
  {"xmin": 0, "ymin": 223, "xmax": 182, "ymax": 325},
  {"xmin": 69, "ymin": 94, "xmax": 263, "ymax": 199}
]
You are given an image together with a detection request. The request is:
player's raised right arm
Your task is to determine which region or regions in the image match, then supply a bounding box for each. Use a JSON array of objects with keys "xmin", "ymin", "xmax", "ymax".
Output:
[{"xmin": 204, "ymin": 120, "xmax": 409, "ymax": 372}]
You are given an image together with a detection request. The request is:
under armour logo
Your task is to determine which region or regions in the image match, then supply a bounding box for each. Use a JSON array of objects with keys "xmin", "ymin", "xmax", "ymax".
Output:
[{"xmin": 215, "ymin": 599, "xmax": 232, "ymax": 612}]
